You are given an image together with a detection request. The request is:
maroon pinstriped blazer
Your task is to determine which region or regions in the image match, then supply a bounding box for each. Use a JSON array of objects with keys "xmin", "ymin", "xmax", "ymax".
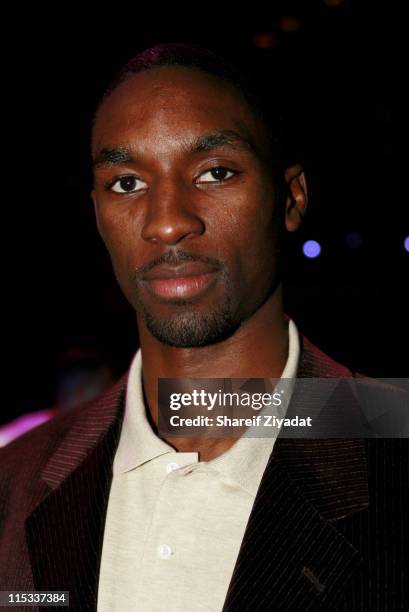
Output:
[{"xmin": 0, "ymin": 332, "xmax": 408, "ymax": 611}]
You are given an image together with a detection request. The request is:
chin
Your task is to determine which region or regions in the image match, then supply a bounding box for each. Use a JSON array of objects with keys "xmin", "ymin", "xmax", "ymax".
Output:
[{"xmin": 142, "ymin": 303, "xmax": 240, "ymax": 348}]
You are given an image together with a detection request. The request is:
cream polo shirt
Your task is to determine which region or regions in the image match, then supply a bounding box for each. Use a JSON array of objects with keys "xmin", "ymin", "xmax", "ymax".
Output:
[{"xmin": 97, "ymin": 319, "xmax": 300, "ymax": 612}]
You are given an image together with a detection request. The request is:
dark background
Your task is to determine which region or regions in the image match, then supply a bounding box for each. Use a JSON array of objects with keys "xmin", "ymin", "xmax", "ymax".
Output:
[{"xmin": 4, "ymin": 1, "xmax": 407, "ymax": 424}]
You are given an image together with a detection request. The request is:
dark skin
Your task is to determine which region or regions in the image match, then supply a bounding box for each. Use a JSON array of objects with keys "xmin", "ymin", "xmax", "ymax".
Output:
[{"xmin": 91, "ymin": 66, "xmax": 308, "ymax": 461}]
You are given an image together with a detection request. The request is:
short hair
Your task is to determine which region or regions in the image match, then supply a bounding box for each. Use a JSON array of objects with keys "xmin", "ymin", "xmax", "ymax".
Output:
[{"xmin": 92, "ymin": 42, "xmax": 287, "ymax": 178}]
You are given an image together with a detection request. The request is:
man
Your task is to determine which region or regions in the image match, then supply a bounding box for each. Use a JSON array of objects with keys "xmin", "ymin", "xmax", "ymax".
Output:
[{"xmin": 0, "ymin": 43, "xmax": 407, "ymax": 611}]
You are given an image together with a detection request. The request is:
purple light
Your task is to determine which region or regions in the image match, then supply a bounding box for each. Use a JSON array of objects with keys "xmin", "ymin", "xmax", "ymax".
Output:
[
  {"xmin": 303, "ymin": 240, "xmax": 321, "ymax": 258},
  {"xmin": 0, "ymin": 409, "xmax": 54, "ymax": 447},
  {"xmin": 404, "ymin": 236, "xmax": 409, "ymax": 252}
]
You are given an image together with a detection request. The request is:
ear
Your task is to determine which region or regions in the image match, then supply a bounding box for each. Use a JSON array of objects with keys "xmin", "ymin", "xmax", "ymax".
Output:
[{"xmin": 284, "ymin": 163, "xmax": 308, "ymax": 232}]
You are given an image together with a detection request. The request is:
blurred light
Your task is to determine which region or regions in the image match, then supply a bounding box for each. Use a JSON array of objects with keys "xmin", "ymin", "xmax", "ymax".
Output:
[
  {"xmin": 404, "ymin": 236, "xmax": 409, "ymax": 252},
  {"xmin": 277, "ymin": 16, "xmax": 301, "ymax": 33},
  {"xmin": 346, "ymin": 232, "xmax": 363, "ymax": 250},
  {"xmin": 0, "ymin": 409, "xmax": 55, "ymax": 447},
  {"xmin": 303, "ymin": 240, "xmax": 321, "ymax": 258},
  {"xmin": 253, "ymin": 33, "xmax": 277, "ymax": 49}
]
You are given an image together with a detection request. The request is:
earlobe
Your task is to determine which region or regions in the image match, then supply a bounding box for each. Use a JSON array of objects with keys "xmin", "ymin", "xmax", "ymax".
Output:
[{"xmin": 284, "ymin": 164, "xmax": 308, "ymax": 232}]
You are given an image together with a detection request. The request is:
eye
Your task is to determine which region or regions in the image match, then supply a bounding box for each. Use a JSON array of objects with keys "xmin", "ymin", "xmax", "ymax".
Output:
[
  {"xmin": 109, "ymin": 175, "xmax": 147, "ymax": 193},
  {"xmin": 196, "ymin": 166, "xmax": 237, "ymax": 184}
]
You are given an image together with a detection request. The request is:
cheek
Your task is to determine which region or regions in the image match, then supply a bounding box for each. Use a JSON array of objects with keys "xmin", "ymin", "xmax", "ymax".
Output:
[
  {"xmin": 219, "ymin": 185, "xmax": 279, "ymax": 294},
  {"xmin": 95, "ymin": 205, "xmax": 138, "ymax": 282},
  {"xmin": 211, "ymin": 182, "xmax": 277, "ymax": 261}
]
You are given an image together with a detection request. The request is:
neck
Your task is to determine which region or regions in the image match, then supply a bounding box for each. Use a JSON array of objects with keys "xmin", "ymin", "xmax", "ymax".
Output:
[{"xmin": 137, "ymin": 284, "xmax": 289, "ymax": 458}]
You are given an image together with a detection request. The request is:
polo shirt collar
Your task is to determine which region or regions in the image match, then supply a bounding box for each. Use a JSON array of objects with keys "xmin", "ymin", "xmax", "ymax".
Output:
[{"xmin": 113, "ymin": 318, "xmax": 300, "ymax": 494}]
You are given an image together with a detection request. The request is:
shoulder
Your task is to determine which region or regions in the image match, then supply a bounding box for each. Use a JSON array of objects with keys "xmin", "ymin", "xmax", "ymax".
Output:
[
  {"xmin": 0, "ymin": 374, "xmax": 127, "ymax": 534},
  {"xmin": 0, "ymin": 400, "xmax": 90, "ymax": 491},
  {"xmin": 0, "ymin": 402, "xmax": 87, "ymax": 536},
  {"xmin": 297, "ymin": 328, "xmax": 409, "ymax": 437},
  {"xmin": 297, "ymin": 329, "xmax": 354, "ymax": 377},
  {"xmin": 0, "ymin": 372, "xmax": 128, "ymax": 482},
  {"xmin": 298, "ymin": 326, "xmax": 406, "ymax": 387}
]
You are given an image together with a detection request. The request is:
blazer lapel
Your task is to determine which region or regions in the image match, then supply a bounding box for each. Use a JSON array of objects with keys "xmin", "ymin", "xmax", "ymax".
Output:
[
  {"xmin": 222, "ymin": 333, "xmax": 369, "ymax": 611},
  {"xmin": 25, "ymin": 374, "xmax": 128, "ymax": 611}
]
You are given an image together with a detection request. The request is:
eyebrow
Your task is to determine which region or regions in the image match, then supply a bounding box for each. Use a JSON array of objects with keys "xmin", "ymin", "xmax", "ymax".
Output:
[{"xmin": 92, "ymin": 129, "xmax": 257, "ymax": 168}]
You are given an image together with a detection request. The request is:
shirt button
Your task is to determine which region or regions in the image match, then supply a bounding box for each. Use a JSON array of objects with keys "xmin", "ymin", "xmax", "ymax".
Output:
[
  {"xmin": 166, "ymin": 461, "xmax": 180, "ymax": 474},
  {"xmin": 158, "ymin": 544, "xmax": 173, "ymax": 559}
]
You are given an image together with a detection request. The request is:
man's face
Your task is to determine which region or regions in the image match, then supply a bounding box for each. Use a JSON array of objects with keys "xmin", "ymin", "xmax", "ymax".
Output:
[{"xmin": 91, "ymin": 66, "xmax": 282, "ymax": 348}]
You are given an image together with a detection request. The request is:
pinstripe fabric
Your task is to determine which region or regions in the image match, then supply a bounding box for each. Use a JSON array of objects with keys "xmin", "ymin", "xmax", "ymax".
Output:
[
  {"xmin": 0, "ymin": 333, "xmax": 408, "ymax": 611},
  {"xmin": 0, "ymin": 378, "xmax": 127, "ymax": 611}
]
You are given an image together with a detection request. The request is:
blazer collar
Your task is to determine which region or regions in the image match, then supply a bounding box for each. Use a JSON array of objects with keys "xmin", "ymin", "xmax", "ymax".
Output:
[
  {"xmin": 40, "ymin": 374, "xmax": 129, "ymax": 491},
  {"xmin": 33, "ymin": 331, "xmax": 370, "ymax": 525},
  {"xmin": 274, "ymin": 332, "xmax": 369, "ymax": 522},
  {"xmin": 25, "ymin": 377, "xmax": 128, "ymax": 608}
]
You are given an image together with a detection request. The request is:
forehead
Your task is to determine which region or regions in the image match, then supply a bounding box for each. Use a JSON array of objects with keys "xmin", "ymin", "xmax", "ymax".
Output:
[{"xmin": 91, "ymin": 66, "xmax": 267, "ymax": 157}]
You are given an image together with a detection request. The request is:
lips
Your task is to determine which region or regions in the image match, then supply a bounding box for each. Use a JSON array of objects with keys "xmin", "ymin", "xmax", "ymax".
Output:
[{"xmin": 141, "ymin": 262, "xmax": 219, "ymax": 300}]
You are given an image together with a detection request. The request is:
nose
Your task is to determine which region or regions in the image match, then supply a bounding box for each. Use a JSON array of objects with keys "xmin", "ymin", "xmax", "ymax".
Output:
[{"xmin": 141, "ymin": 178, "xmax": 205, "ymax": 246}]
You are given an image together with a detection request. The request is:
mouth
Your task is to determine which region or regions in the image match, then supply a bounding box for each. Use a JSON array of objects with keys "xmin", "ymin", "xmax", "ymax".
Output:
[{"xmin": 140, "ymin": 262, "xmax": 220, "ymax": 301}]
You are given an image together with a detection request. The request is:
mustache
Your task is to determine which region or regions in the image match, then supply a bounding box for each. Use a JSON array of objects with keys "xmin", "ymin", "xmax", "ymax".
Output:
[{"xmin": 134, "ymin": 248, "xmax": 223, "ymax": 279}]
